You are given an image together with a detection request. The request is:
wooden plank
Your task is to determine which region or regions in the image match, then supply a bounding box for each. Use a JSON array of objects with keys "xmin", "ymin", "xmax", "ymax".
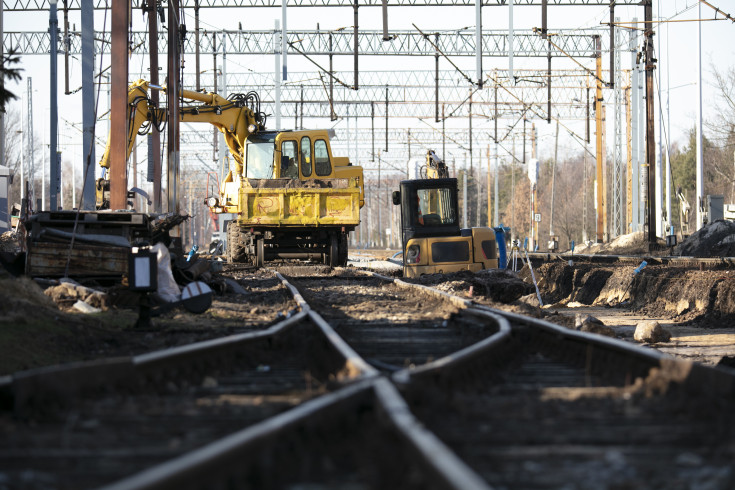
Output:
[{"xmin": 26, "ymin": 242, "xmax": 128, "ymax": 277}]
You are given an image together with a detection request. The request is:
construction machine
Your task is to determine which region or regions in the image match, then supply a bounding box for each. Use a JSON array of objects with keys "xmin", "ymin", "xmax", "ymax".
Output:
[
  {"xmin": 99, "ymin": 80, "xmax": 364, "ymax": 267},
  {"xmin": 392, "ymin": 150, "xmax": 498, "ymax": 278}
]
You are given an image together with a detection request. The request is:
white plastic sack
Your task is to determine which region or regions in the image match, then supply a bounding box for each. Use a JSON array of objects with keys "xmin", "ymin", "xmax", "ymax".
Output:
[{"xmin": 152, "ymin": 242, "xmax": 181, "ymax": 302}]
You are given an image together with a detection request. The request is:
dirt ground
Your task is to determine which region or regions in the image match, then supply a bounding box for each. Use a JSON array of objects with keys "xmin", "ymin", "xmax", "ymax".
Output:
[
  {"xmin": 370, "ymin": 253, "xmax": 735, "ymax": 368},
  {"xmin": 0, "ymin": 267, "xmax": 295, "ymax": 375},
  {"xmin": 3, "ymin": 233, "xmax": 735, "ymax": 375}
]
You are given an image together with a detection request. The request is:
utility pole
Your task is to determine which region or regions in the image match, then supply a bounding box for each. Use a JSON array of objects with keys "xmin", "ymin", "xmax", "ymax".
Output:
[
  {"xmin": 49, "ymin": 0, "xmax": 60, "ymax": 210},
  {"xmin": 494, "ymin": 73, "xmax": 499, "ymax": 227},
  {"xmin": 167, "ymin": 0, "xmax": 181, "ymax": 213},
  {"xmin": 220, "ymin": 32, "xmax": 227, "ymax": 174},
  {"xmin": 274, "ymin": 19, "xmax": 281, "ymax": 130},
  {"xmin": 81, "ymin": 0, "xmax": 95, "ymax": 209},
  {"xmin": 630, "ymin": 21, "xmax": 640, "ymax": 232},
  {"xmin": 213, "ymin": 33, "xmax": 218, "ymax": 163},
  {"xmin": 195, "ymin": 0, "xmax": 200, "ymax": 91},
  {"xmin": 626, "ymin": 79, "xmax": 633, "ymax": 233},
  {"xmin": 594, "ymin": 35, "xmax": 604, "ymax": 243},
  {"xmin": 549, "ymin": 118, "xmax": 559, "ymax": 243},
  {"xmin": 695, "ymin": 2, "xmax": 704, "ymax": 230},
  {"xmin": 511, "ymin": 134, "xmax": 515, "ymax": 242},
  {"xmin": 475, "ymin": 0, "xmax": 482, "ymax": 88},
  {"xmin": 147, "ymin": 0, "xmax": 161, "ymax": 212},
  {"xmin": 487, "ymin": 145, "xmax": 491, "ymax": 227},
  {"xmin": 645, "ymin": 0, "xmax": 657, "ymax": 245},
  {"xmin": 110, "ymin": 0, "xmax": 131, "ymax": 210},
  {"xmin": 26, "ymin": 78, "xmax": 35, "ymax": 205}
]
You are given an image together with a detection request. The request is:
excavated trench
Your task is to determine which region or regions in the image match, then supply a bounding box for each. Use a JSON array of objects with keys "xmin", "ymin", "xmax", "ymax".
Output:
[{"xmin": 523, "ymin": 261, "xmax": 735, "ymax": 325}]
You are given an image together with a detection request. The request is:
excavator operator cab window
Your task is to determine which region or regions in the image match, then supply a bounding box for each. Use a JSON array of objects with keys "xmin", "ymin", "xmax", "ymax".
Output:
[
  {"xmin": 415, "ymin": 187, "xmax": 455, "ymax": 227},
  {"xmin": 300, "ymin": 137, "xmax": 312, "ymax": 177},
  {"xmin": 314, "ymin": 139, "xmax": 332, "ymax": 176},
  {"xmin": 280, "ymin": 140, "xmax": 298, "ymax": 179},
  {"xmin": 245, "ymin": 133, "xmax": 276, "ymax": 179}
]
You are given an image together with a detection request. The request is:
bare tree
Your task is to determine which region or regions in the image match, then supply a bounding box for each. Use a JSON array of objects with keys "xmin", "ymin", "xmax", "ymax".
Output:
[
  {"xmin": 709, "ymin": 64, "xmax": 735, "ymax": 148},
  {"xmin": 552, "ymin": 157, "xmax": 586, "ymax": 249}
]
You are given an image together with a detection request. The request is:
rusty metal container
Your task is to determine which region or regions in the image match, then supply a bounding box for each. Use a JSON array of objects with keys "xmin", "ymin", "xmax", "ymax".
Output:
[{"xmin": 25, "ymin": 211, "xmax": 151, "ymax": 278}]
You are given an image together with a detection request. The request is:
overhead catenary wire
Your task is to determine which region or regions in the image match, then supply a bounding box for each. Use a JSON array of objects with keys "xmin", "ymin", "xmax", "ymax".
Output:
[{"xmin": 698, "ymin": 0, "xmax": 735, "ymax": 23}]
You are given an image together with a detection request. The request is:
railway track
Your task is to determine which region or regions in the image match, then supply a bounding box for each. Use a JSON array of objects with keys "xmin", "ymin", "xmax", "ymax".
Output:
[
  {"xmin": 400, "ymin": 306, "xmax": 735, "ymax": 489},
  {"xmin": 1, "ymin": 265, "xmax": 734, "ymax": 489},
  {"xmin": 280, "ymin": 269, "xmax": 495, "ymax": 373}
]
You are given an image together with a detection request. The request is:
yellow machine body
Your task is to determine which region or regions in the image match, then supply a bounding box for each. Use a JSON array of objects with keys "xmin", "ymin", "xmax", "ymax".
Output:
[
  {"xmin": 395, "ymin": 153, "xmax": 498, "ymax": 278},
  {"xmin": 403, "ymin": 228, "xmax": 498, "ymax": 278}
]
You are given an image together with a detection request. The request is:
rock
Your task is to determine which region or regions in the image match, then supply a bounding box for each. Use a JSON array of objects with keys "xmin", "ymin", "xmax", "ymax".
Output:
[
  {"xmin": 575, "ymin": 313, "xmax": 602, "ymax": 329},
  {"xmin": 634, "ymin": 320, "xmax": 672, "ymax": 343},
  {"xmin": 517, "ymin": 293, "xmax": 540, "ymax": 306},
  {"xmin": 73, "ymin": 300, "xmax": 101, "ymax": 314},
  {"xmin": 676, "ymin": 299, "xmax": 692, "ymax": 316},
  {"xmin": 85, "ymin": 291, "xmax": 109, "ymax": 310},
  {"xmin": 224, "ymin": 277, "xmax": 248, "ymax": 295},
  {"xmin": 45, "ymin": 282, "xmax": 109, "ymax": 311},
  {"xmin": 575, "ymin": 314, "xmax": 616, "ymax": 337}
]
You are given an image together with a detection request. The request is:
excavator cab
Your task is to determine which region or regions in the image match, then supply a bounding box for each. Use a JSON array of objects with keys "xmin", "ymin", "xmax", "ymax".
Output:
[{"xmin": 393, "ymin": 177, "xmax": 498, "ymax": 278}]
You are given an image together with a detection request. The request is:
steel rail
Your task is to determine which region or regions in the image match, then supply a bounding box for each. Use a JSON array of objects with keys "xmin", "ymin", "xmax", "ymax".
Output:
[
  {"xmin": 274, "ymin": 270, "xmax": 379, "ymax": 377},
  {"xmin": 363, "ymin": 268, "xmax": 735, "ymax": 397},
  {"xmin": 98, "ymin": 377, "xmax": 379, "ymax": 490},
  {"xmin": 371, "ymin": 377, "xmax": 492, "ymax": 490},
  {"xmin": 392, "ymin": 308, "xmax": 512, "ymax": 385},
  {"xmin": 100, "ymin": 270, "xmax": 495, "ymax": 490},
  {"xmin": 101, "ymin": 375, "xmax": 494, "ymax": 490},
  {"xmin": 471, "ymin": 302, "xmax": 735, "ymax": 397},
  {"xmin": 2, "ymin": 307, "xmax": 312, "ymax": 413}
]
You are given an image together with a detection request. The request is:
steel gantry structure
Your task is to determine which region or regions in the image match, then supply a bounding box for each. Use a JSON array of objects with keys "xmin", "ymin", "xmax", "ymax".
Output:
[
  {"xmin": 6, "ymin": 28, "xmax": 607, "ymax": 58},
  {"xmin": 2, "ymin": 0, "xmax": 642, "ymax": 11},
  {"xmin": 3, "ymin": 0, "xmax": 654, "ymax": 246}
]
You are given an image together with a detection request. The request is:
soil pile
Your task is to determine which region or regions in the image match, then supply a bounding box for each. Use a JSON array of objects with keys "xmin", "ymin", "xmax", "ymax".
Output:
[
  {"xmin": 675, "ymin": 219, "xmax": 735, "ymax": 257},
  {"xmin": 0, "ymin": 231, "xmax": 20, "ymax": 253},
  {"xmin": 572, "ymin": 231, "xmax": 662, "ymax": 256}
]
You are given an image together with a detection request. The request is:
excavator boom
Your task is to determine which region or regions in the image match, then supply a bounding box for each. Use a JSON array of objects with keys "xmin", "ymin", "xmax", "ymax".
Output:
[{"xmin": 96, "ymin": 80, "xmax": 266, "ymax": 209}]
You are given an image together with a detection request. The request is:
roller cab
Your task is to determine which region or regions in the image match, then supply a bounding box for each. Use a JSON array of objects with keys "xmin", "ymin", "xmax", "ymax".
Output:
[{"xmin": 393, "ymin": 178, "xmax": 498, "ymax": 278}]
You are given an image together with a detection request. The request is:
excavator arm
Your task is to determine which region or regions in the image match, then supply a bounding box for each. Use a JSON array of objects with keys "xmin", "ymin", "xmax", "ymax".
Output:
[
  {"xmin": 97, "ymin": 79, "xmax": 266, "ymax": 209},
  {"xmin": 424, "ymin": 150, "xmax": 449, "ymax": 179}
]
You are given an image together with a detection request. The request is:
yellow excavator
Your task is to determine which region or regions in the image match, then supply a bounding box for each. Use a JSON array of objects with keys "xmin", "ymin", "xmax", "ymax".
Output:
[
  {"xmin": 392, "ymin": 150, "xmax": 498, "ymax": 278},
  {"xmin": 98, "ymin": 79, "xmax": 364, "ymax": 267}
]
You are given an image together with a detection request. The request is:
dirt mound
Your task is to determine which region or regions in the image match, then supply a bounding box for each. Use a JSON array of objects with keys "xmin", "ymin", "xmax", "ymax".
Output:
[
  {"xmin": 573, "ymin": 231, "xmax": 654, "ymax": 255},
  {"xmin": 405, "ymin": 269, "xmax": 533, "ymax": 304},
  {"xmin": 675, "ymin": 219, "xmax": 735, "ymax": 257},
  {"xmin": 0, "ymin": 276, "xmax": 59, "ymax": 320},
  {"xmin": 0, "ymin": 231, "xmax": 20, "ymax": 253}
]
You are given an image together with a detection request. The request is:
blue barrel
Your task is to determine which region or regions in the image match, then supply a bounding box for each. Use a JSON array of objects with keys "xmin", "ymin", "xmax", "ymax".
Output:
[{"xmin": 494, "ymin": 226, "xmax": 508, "ymax": 269}]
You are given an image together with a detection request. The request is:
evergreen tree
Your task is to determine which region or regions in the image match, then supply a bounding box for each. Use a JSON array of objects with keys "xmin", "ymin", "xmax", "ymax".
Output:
[{"xmin": 1, "ymin": 48, "xmax": 23, "ymax": 112}]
